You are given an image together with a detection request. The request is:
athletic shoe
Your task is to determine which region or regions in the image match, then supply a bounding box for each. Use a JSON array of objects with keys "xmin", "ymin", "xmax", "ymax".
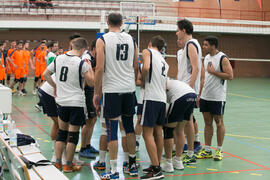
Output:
[
  {"xmin": 35, "ymin": 104, "xmax": 42, "ymax": 111},
  {"xmin": 172, "ymin": 157, "xmax": 184, "ymax": 170},
  {"xmin": 93, "ymin": 161, "xmax": 106, "ymax": 170},
  {"xmin": 18, "ymin": 91, "xmax": 26, "ymax": 96},
  {"xmin": 182, "ymin": 155, "xmax": 197, "ymax": 165},
  {"xmin": 140, "ymin": 168, "xmax": 164, "ymax": 179},
  {"xmin": 124, "ymin": 163, "xmax": 138, "ymax": 176},
  {"xmin": 72, "ymin": 156, "xmax": 84, "ymax": 165},
  {"xmin": 79, "ymin": 149, "xmax": 96, "ymax": 159},
  {"xmin": 22, "ymin": 88, "xmax": 27, "ymax": 94},
  {"xmin": 100, "ymin": 171, "xmax": 119, "ymax": 180},
  {"xmin": 214, "ymin": 150, "xmax": 223, "ymax": 161},
  {"xmin": 142, "ymin": 165, "xmax": 153, "ymax": 173},
  {"xmin": 32, "ymin": 89, "xmax": 37, "ymax": 95},
  {"xmin": 183, "ymin": 144, "xmax": 188, "ymax": 153},
  {"xmin": 136, "ymin": 141, "xmax": 139, "ymax": 152},
  {"xmin": 54, "ymin": 162, "xmax": 62, "ymax": 170},
  {"xmin": 161, "ymin": 160, "xmax": 174, "ymax": 173},
  {"xmin": 194, "ymin": 141, "xmax": 202, "ymax": 153},
  {"xmin": 89, "ymin": 145, "xmax": 99, "ymax": 154},
  {"xmin": 196, "ymin": 149, "xmax": 213, "ymax": 159},
  {"xmin": 63, "ymin": 164, "xmax": 82, "ymax": 173},
  {"xmin": 123, "ymin": 161, "xmax": 128, "ymax": 170}
]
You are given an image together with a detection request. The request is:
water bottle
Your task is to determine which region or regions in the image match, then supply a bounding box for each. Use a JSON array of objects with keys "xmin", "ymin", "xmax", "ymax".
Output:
[
  {"xmin": 5, "ymin": 115, "xmax": 12, "ymax": 133},
  {"xmin": 0, "ymin": 110, "xmax": 4, "ymax": 133},
  {"xmin": 9, "ymin": 121, "xmax": 17, "ymax": 147}
]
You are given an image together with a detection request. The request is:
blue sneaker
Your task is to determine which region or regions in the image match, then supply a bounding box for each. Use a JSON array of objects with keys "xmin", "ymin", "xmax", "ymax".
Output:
[
  {"xmin": 194, "ymin": 141, "xmax": 202, "ymax": 154},
  {"xmin": 123, "ymin": 161, "xmax": 128, "ymax": 170},
  {"xmin": 100, "ymin": 171, "xmax": 119, "ymax": 180},
  {"xmin": 79, "ymin": 149, "xmax": 96, "ymax": 159},
  {"xmin": 89, "ymin": 145, "xmax": 99, "ymax": 154},
  {"xmin": 93, "ymin": 161, "xmax": 106, "ymax": 170},
  {"xmin": 124, "ymin": 163, "xmax": 138, "ymax": 176}
]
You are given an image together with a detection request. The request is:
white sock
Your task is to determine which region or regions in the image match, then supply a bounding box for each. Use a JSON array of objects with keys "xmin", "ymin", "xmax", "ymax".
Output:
[
  {"xmin": 217, "ymin": 146, "xmax": 222, "ymax": 151},
  {"xmin": 165, "ymin": 158, "xmax": 172, "ymax": 163},
  {"xmin": 124, "ymin": 152, "xmax": 129, "ymax": 162},
  {"xmin": 99, "ymin": 150, "xmax": 106, "ymax": 163},
  {"xmin": 205, "ymin": 145, "xmax": 211, "ymax": 152},
  {"xmin": 187, "ymin": 150, "xmax": 194, "ymax": 157},
  {"xmin": 136, "ymin": 135, "xmax": 141, "ymax": 142},
  {"xmin": 195, "ymin": 134, "xmax": 200, "ymax": 142},
  {"xmin": 175, "ymin": 156, "xmax": 181, "ymax": 161},
  {"xmin": 110, "ymin": 159, "xmax": 117, "ymax": 174}
]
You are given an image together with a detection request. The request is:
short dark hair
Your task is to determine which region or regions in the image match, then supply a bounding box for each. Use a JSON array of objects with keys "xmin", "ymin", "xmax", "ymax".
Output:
[
  {"xmin": 150, "ymin": 35, "xmax": 165, "ymax": 51},
  {"xmin": 47, "ymin": 41, "xmax": 57, "ymax": 48},
  {"xmin": 177, "ymin": 19, "xmax": 193, "ymax": 35},
  {"xmin": 69, "ymin": 33, "xmax": 81, "ymax": 41},
  {"xmin": 108, "ymin": 13, "xmax": 122, "ymax": 27},
  {"xmin": 0, "ymin": 42, "xmax": 4, "ymax": 46},
  {"xmin": 90, "ymin": 40, "xmax": 96, "ymax": 51},
  {"xmin": 71, "ymin": 37, "xmax": 88, "ymax": 50},
  {"xmin": 204, "ymin": 36, "xmax": 218, "ymax": 48},
  {"xmin": 18, "ymin": 40, "xmax": 24, "ymax": 45}
]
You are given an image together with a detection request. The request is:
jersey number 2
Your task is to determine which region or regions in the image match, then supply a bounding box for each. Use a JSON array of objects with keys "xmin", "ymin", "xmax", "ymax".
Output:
[
  {"xmin": 60, "ymin": 66, "xmax": 68, "ymax": 82},
  {"xmin": 116, "ymin": 44, "xmax": 129, "ymax": 61}
]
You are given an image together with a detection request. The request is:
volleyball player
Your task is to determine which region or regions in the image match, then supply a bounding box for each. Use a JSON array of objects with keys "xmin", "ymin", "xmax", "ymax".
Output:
[
  {"xmin": 94, "ymin": 13, "xmax": 139, "ymax": 179},
  {"xmin": 196, "ymin": 36, "xmax": 233, "ymax": 161}
]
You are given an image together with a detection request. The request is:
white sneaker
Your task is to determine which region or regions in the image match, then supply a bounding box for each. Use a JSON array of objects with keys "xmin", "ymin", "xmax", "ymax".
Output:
[
  {"xmin": 35, "ymin": 104, "xmax": 42, "ymax": 111},
  {"xmin": 33, "ymin": 89, "xmax": 37, "ymax": 95},
  {"xmin": 173, "ymin": 156, "xmax": 184, "ymax": 170},
  {"xmin": 18, "ymin": 91, "xmax": 26, "ymax": 96},
  {"xmin": 161, "ymin": 159, "xmax": 174, "ymax": 173}
]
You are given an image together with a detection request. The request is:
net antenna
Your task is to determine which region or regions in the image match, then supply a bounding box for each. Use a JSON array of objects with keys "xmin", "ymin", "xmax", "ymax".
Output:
[{"xmin": 120, "ymin": 2, "xmax": 156, "ymax": 52}]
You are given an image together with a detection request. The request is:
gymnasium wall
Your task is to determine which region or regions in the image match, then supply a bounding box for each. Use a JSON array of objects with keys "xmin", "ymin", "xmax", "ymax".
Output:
[{"xmin": 0, "ymin": 29, "xmax": 269, "ymax": 78}]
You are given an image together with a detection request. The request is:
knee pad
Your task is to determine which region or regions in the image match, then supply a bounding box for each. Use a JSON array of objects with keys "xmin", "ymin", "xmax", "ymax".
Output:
[
  {"xmin": 163, "ymin": 127, "xmax": 174, "ymax": 139},
  {"xmin": 67, "ymin": 131, "xmax": 80, "ymax": 145},
  {"xmin": 7, "ymin": 75, "xmax": 10, "ymax": 81},
  {"xmin": 105, "ymin": 119, "xmax": 118, "ymax": 142},
  {"xmin": 34, "ymin": 77, "xmax": 39, "ymax": 82},
  {"xmin": 121, "ymin": 130, "xmax": 126, "ymax": 137},
  {"xmin": 24, "ymin": 77, "xmax": 27, "ymax": 82},
  {"xmin": 122, "ymin": 115, "xmax": 135, "ymax": 134},
  {"xmin": 101, "ymin": 127, "xmax": 107, "ymax": 136},
  {"xmin": 56, "ymin": 129, "xmax": 68, "ymax": 142},
  {"xmin": 19, "ymin": 78, "xmax": 24, "ymax": 83}
]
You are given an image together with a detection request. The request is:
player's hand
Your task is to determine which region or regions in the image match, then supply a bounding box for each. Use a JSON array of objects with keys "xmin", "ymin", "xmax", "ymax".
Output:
[
  {"xmin": 93, "ymin": 94, "xmax": 101, "ymax": 113},
  {"xmin": 196, "ymin": 96, "xmax": 200, "ymax": 108},
  {"xmin": 207, "ymin": 63, "xmax": 215, "ymax": 74}
]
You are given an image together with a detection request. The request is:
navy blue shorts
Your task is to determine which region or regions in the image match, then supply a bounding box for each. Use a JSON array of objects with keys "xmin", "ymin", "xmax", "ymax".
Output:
[
  {"xmin": 141, "ymin": 100, "xmax": 166, "ymax": 127},
  {"xmin": 103, "ymin": 92, "xmax": 136, "ymax": 119},
  {"xmin": 137, "ymin": 104, "xmax": 143, "ymax": 115},
  {"xmin": 166, "ymin": 93, "xmax": 197, "ymax": 124},
  {"xmin": 38, "ymin": 89, "xmax": 58, "ymax": 117},
  {"xmin": 57, "ymin": 105, "xmax": 85, "ymax": 126},
  {"xmin": 200, "ymin": 99, "xmax": 226, "ymax": 115}
]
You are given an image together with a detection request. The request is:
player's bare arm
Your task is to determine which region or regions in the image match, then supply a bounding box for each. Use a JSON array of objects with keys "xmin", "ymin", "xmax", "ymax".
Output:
[
  {"xmin": 207, "ymin": 57, "xmax": 233, "ymax": 80},
  {"xmin": 141, "ymin": 49, "xmax": 150, "ymax": 89},
  {"xmin": 188, "ymin": 43, "xmax": 199, "ymax": 89}
]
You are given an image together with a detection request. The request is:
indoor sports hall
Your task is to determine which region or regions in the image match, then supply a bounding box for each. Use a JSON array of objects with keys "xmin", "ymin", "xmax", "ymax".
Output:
[{"xmin": 0, "ymin": 0, "xmax": 270, "ymax": 180}]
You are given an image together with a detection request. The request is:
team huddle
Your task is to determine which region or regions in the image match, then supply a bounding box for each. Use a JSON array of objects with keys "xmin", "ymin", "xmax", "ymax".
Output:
[{"xmin": 0, "ymin": 13, "xmax": 233, "ymax": 180}]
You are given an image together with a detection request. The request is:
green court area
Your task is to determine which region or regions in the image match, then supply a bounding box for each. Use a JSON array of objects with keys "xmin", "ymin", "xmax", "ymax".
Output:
[{"xmin": 8, "ymin": 78, "xmax": 270, "ymax": 179}]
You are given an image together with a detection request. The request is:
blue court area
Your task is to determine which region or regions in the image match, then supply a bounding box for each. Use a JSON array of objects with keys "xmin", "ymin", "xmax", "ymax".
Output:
[{"xmin": 8, "ymin": 78, "xmax": 270, "ymax": 179}]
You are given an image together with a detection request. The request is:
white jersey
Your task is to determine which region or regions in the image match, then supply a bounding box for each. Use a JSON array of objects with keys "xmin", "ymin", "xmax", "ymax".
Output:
[
  {"xmin": 102, "ymin": 32, "xmax": 136, "ymax": 93},
  {"xmin": 201, "ymin": 52, "xmax": 227, "ymax": 101},
  {"xmin": 47, "ymin": 53, "xmax": 90, "ymax": 107},
  {"xmin": 40, "ymin": 74, "xmax": 55, "ymax": 97},
  {"xmin": 177, "ymin": 39, "xmax": 202, "ymax": 94},
  {"xmin": 143, "ymin": 48, "xmax": 169, "ymax": 103}
]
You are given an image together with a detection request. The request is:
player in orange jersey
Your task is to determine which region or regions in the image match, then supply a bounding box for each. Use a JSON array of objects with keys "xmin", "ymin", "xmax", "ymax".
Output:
[
  {"xmin": 0, "ymin": 42, "xmax": 5, "ymax": 85},
  {"xmin": 6, "ymin": 40, "xmax": 17, "ymax": 86},
  {"xmin": 22, "ymin": 41, "xmax": 35, "ymax": 94},
  {"xmin": 9, "ymin": 41, "xmax": 25, "ymax": 96},
  {"xmin": 33, "ymin": 41, "xmax": 47, "ymax": 95}
]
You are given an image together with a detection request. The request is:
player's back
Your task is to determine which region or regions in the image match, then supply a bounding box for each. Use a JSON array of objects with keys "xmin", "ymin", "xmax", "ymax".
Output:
[
  {"xmin": 53, "ymin": 54, "xmax": 87, "ymax": 107},
  {"xmin": 102, "ymin": 31, "xmax": 136, "ymax": 93},
  {"xmin": 144, "ymin": 48, "xmax": 169, "ymax": 103}
]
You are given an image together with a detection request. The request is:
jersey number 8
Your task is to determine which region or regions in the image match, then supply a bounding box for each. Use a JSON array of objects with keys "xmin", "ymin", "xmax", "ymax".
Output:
[{"xmin": 60, "ymin": 66, "xmax": 68, "ymax": 82}]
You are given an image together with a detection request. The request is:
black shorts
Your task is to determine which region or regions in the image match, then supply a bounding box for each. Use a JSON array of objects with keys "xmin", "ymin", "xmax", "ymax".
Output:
[
  {"xmin": 85, "ymin": 89, "xmax": 96, "ymax": 119},
  {"xmin": 38, "ymin": 89, "xmax": 58, "ymax": 117},
  {"xmin": 166, "ymin": 93, "xmax": 197, "ymax": 124},
  {"xmin": 103, "ymin": 92, "xmax": 136, "ymax": 119},
  {"xmin": 141, "ymin": 100, "xmax": 166, "ymax": 127},
  {"xmin": 57, "ymin": 105, "xmax": 85, "ymax": 126},
  {"xmin": 200, "ymin": 99, "xmax": 226, "ymax": 115},
  {"xmin": 137, "ymin": 104, "xmax": 143, "ymax": 115}
]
